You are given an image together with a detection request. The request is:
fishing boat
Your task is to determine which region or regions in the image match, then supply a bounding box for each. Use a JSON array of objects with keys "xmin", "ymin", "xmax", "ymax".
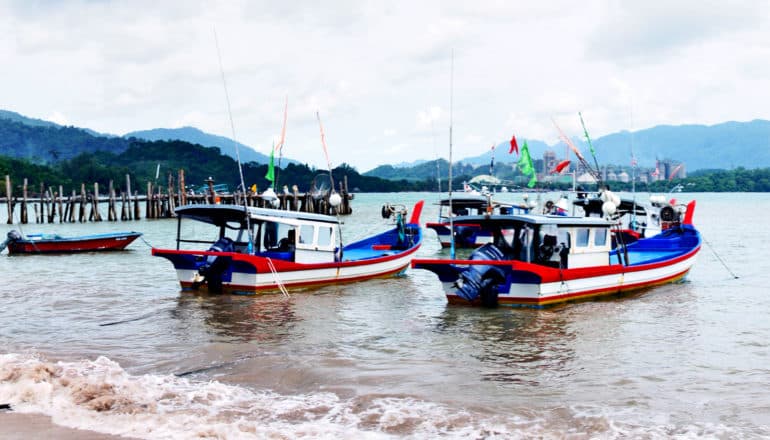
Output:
[
  {"xmin": 412, "ymin": 200, "xmax": 700, "ymax": 307},
  {"xmin": 0, "ymin": 230, "xmax": 142, "ymax": 254},
  {"xmin": 572, "ymin": 190, "xmax": 689, "ymax": 246},
  {"xmin": 152, "ymin": 200, "xmax": 424, "ymax": 294},
  {"xmin": 425, "ymin": 194, "xmax": 532, "ymax": 249}
]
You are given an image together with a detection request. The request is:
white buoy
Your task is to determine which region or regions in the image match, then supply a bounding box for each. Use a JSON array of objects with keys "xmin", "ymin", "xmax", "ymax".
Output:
[{"xmin": 329, "ymin": 192, "xmax": 342, "ymax": 207}]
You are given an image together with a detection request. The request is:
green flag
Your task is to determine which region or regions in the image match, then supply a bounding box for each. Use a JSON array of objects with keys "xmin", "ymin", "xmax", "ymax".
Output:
[
  {"xmin": 265, "ymin": 146, "xmax": 275, "ymax": 186},
  {"xmin": 518, "ymin": 141, "xmax": 537, "ymax": 188}
]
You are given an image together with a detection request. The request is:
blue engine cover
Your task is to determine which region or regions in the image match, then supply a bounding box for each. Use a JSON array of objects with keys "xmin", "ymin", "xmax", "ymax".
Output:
[{"xmin": 456, "ymin": 243, "xmax": 506, "ymax": 301}]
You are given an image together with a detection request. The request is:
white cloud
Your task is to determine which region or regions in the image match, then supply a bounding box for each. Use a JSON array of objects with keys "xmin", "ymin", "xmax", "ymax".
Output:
[{"xmin": 3, "ymin": 0, "xmax": 770, "ymax": 172}]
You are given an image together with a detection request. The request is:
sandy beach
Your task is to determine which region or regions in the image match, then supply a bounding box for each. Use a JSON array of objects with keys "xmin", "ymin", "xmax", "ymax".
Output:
[{"xmin": 0, "ymin": 412, "xmax": 131, "ymax": 440}]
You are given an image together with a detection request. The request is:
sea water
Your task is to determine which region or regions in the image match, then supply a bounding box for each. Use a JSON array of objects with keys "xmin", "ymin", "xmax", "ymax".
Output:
[{"xmin": 1, "ymin": 192, "xmax": 769, "ymax": 439}]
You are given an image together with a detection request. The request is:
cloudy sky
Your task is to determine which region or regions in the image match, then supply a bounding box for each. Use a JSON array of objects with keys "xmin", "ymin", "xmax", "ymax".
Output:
[{"xmin": 1, "ymin": 1, "xmax": 768, "ymax": 171}]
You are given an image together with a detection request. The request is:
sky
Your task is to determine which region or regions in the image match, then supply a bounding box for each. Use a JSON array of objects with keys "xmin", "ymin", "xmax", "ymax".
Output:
[{"xmin": 1, "ymin": 0, "xmax": 769, "ymax": 172}]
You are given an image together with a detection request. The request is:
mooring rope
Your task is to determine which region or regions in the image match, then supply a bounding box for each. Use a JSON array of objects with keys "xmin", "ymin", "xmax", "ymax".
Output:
[
  {"xmin": 701, "ymin": 234, "xmax": 739, "ymax": 279},
  {"xmin": 265, "ymin": 257, "xmax": 290, "ymax": 298}
]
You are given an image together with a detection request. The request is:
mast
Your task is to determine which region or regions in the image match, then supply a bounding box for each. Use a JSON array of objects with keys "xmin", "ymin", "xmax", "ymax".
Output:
[{"xmin": 448, "ymin": 50, "xmax": 455, "ymax": 259}]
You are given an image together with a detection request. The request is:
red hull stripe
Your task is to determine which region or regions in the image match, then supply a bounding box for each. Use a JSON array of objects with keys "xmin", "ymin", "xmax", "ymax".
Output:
[
  {"xmin": 179, "ymin": 264, "xmax": 409, "ymax": 294},
  {"xmin": 447, "ymin": 268, "xmax": 691, "ymax": 307},
  {"xmin": 413, "ymin": 245, "xmax": 700, "ymax": 284}
]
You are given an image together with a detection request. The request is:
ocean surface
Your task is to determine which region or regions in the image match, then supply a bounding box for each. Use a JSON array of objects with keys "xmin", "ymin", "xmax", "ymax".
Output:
[{"xmin": 1, "ymin": 192, "xmax": 769, "ymax": 439}]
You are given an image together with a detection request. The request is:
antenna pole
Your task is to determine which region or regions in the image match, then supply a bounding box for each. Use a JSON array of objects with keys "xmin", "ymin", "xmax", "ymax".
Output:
[
  {"xmin": 448, "ymin": 50, "xmax": 455, "ymax": 259},
  {"xmin": 214, "ymin": 27, "xmax": 253, "ymax": 251}
]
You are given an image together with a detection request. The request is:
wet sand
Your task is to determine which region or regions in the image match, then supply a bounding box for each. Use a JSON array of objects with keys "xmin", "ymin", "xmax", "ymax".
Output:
[{"xmin": 0, "ymin": 412, "xmax": 132, "ymax": 440}]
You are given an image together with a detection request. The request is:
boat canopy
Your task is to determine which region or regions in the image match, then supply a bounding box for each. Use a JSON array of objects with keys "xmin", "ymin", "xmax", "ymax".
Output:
[
  {"xmin": 453, "ymin": 213, "xmax": 613, "ymax": 228},
  {"xmin": 175, "ymin": 204, "xmax": 339, "ymax": 227}
]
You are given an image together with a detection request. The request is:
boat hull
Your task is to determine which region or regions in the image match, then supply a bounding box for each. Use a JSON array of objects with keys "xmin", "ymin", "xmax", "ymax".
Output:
[
  {"xmin": 414, "ymin": 224, "xmax": 701, "ymax": 308},
  {"xmin": 6, "ymin": 232, "xmax": 142, "ymax": 254},
  {"xmin": 153, "ymin": 242, "xmax": 421, "ymax": 295}
]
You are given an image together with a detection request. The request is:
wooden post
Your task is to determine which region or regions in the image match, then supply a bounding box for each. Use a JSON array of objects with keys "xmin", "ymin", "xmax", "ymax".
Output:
[
  {"xmin": 146, "ymin": 182, "xmax": 152, "ymax": 219},
  {"xmin": 79, "ymin": 183, "xmax": 86, "ymax": 222},
  {"xmin": 47, "ymin": 188, "xmax": 55, "ymax": 223},
  {"xmin": 37, "ymin": 182, "xmax": 43, "ymax": 223},
  {"xmin": 133, "ymin": 190, "xmax": 140, "ymax": 220},
  {"xmin": 125, "ymin": 174, "xmax": 133, "ymax": 220},
  {"xmin": 179, "ymin": 169, "xmax": 186, "ymax": 206},
  {"xmin": 108, "ymin": 180, "xmax": 116, "ymax": 221},
  {"xmin": 5, "ymin": 175, "xmax": 12, "ymax": 224},
  {"xmin": 167, "ymin": 172, "xmax": 175, "ymax": 217},
  {"xmin": 121, "ymin": 191, "xmax": 127, "ymax": 221},
  {"xmin": 58, "ymin": 185, "xmax": 63, "ymax": 223},
  {"xmin": 21, "ymin": 178, "xmax": 28, "ymax": 224}
]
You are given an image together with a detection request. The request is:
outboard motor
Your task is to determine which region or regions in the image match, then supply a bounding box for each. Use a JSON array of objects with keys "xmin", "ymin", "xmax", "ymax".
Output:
[
  {"xmin": 195, "ymin": 237, "xmax": 234, "ymax": 293},
  {"xmin": 456, "ymin": 243, "xmax": 506, "ymax": 307},
  {"xmin": 0, "ymin": 230, "xmax": 22, "ymax": 253}
]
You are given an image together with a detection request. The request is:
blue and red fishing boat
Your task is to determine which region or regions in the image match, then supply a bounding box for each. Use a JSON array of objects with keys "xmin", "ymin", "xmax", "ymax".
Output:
[
  {"xmin": 426, "ymin": 194, "xmax": 531, "ymax": 248},
  {"xmin": 153, "ymin": 201, "xmax": 424, "ymax": 294},
  {"xmin": 0, "ymin": 230, "xmax": 142, "ymax": 254},
  {"xmin": 413, "ymin": 200, "xmax": 700, "ymax": 307}
]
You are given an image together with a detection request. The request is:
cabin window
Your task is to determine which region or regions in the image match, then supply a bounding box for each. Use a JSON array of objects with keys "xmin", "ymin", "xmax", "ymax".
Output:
[
  {"xmin": 576, "ymin": 228, "xmax": 590, "ymax": 247},
  {"xmin": 317, "ymin": 226, "xmax": 333, "ymax": 247},
  {"xmin": 263, "ymin": 222, "xmax": 293, "ymax": 250},
  {"xmin": 594, "ymin": 228, "xmax": 608, "ymax": 246},
  {"xmin": 299, "ymin": 224, "xmax": 315, "ymax": 244}
]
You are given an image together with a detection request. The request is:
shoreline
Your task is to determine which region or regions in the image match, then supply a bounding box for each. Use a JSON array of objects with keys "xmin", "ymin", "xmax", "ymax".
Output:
[{"xmin": 0, "ymin": 412, "xmax": 134, "ymax": 440}]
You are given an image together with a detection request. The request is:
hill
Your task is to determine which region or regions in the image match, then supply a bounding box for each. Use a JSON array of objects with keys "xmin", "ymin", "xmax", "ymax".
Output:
[
  {"xmin": 0, "ymin": 118, "xmax": 129, "ymax": 164},
  {"xmin": 125, "ymin": 127, "xmax": 298, "ymax": 165},
  {"xmin": 365, "ymin": 120, "xmax": 770, "ymax": 181}
]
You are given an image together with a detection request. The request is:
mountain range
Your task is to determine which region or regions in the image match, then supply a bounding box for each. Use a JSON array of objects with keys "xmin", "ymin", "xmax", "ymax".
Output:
[
  {"xmin": 2, "ymin": 109, "xmax": 770, "ymax": 176},
  {"xmin": 429, "ymin": 120, "xmax": 770, "ymax": 172},
  {"xmin": 0, "ymin": 109, "xmax": 296, "ymax": 166}
]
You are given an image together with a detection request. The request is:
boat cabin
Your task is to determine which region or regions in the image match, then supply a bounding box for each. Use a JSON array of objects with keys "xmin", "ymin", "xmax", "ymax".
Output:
[
  {"xmin": 174, "ymin": 204, "xmax": 341, "ymax": 264},
  {"xmin": 458, "ymin": 214, "xmax": 614, "ymax": 269},
  {"xmin": 436, "ymin": 195, "xmax": 529, "ymax": 221}
]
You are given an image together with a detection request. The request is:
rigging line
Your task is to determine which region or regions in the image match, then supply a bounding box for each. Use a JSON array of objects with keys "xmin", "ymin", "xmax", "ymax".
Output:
[
  {"xmin": 701, "ymin": 234, "xmax": 739, "ymax": 279},
  {"xmin": 213, "ymin": 27, "xmax": 253, "ymax": 251},
  {"xmin": 448, "ymin": 49, "xmax": 455, "ymax": 259},
  {"xmin": 266, "ymin": 257, "xmax": 290, "ymax": 297},
  {"xmin": 315, "ymin": 111, "xmax": 344, "ymax": 252}
]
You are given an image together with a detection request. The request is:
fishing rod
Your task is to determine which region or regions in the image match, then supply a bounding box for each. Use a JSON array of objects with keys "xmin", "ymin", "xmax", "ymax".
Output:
[
  {"xmin": 274, "ymin": 95, "xmax": 288, "ymax": 191},
  {"xmin": 552, "ymin": 117, "xmax": 603, "ymax": 188},
  {"xmin": 213, "ymin": 27, "xmax": 253, "ymax": 252},
  {"xmin": 316, "ymin": 111, "xmax": 344, "ymax": 256}
]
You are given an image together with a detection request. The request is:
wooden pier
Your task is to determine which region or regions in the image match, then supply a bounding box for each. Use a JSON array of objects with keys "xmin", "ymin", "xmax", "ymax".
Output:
[{"xmin": 2, "ymin": 172, "xmax": 353, "ymax": 225}]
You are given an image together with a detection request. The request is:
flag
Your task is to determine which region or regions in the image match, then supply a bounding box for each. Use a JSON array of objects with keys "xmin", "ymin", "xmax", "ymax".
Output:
[
  {"xmin": 277, "ymin": 95, "xmax": 288, "ymax": 153},
  {"xmin": 668, "ymin": 164, "xmax": 683, "ymax": 181},
  {"xmin": 631, "ymin": 155, "xmax": 638, "ymax": 167},
  {"xmin": 578, "ymin": 112, "xmax": 596, "ymax": 156},
  {"xmin": 550, "ymin": 159, "xmax": 571, "ymax": 174},
  {"xmin": 509, "ymin": 134, "xmax": 519, "ymax": 154},
  {"xmin": 518, "ymin": 141, "xmax": 537, "ymax": 188},
  {"xmin": 265, "ymin": 145, "xmax": 275, "ymax": 185},
  {"xmin": 552, "ymin": 117, "xmax": 585, "ymax": 161}
]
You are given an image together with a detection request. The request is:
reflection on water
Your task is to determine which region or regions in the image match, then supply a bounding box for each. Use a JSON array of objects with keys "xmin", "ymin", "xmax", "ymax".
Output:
[
  {"xmin": 435, "ymin": 308, "xmax": 575, "ymax": 386},
  {"xmin": 173, "ymin": 294, "xmax": 299, "ymax": 344}
]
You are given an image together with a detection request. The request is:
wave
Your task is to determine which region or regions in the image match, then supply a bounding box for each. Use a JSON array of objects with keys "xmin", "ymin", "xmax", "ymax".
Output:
[{"xmin": 0, "ymin": 353, "xmax": 754, "ymax": 439}]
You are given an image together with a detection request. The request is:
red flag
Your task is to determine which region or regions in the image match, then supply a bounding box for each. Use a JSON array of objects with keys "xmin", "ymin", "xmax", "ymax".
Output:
[
  {"xmin": 509, "ymin": 134, "xmax": 518, "ymax": 155},
  {"xmin": 550, "ymin": 159, "xmax": 571, "ymax": 174}
]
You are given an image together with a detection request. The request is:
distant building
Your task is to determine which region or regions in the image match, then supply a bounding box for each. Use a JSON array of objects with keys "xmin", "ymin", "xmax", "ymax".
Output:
[
  {"xmin": 543, "ymin": 150, "xmax": 558, "ymax": 174},
  {"xmin": 661, "ymin": 159, "xmax": 686, "ymax": 180}
]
